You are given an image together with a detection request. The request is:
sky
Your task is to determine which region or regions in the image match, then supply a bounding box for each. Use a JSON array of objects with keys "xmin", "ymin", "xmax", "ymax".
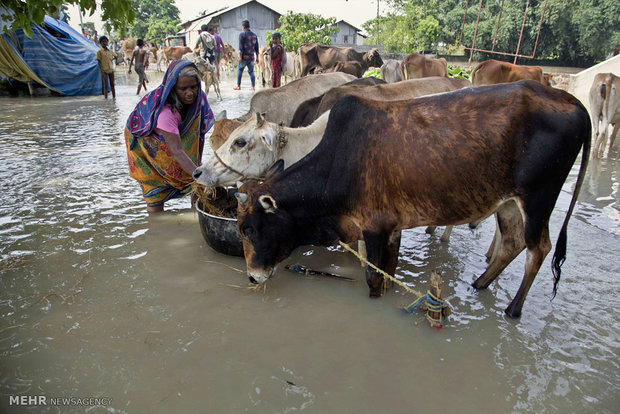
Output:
[{"xmin": 68, "ymin": 0, "xmax": 385, "ymax": 35}]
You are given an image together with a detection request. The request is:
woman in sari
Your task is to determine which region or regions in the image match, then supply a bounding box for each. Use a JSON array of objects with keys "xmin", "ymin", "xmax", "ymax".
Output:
[{"xmin": 125, "ymin": 59, "xmax": 215, "ymax": 212}]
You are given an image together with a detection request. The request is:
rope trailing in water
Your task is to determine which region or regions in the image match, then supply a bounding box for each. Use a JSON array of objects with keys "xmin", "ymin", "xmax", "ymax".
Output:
[{"xmin": 338, "ymin": 241, "xmax": 449, "ymax": 327}]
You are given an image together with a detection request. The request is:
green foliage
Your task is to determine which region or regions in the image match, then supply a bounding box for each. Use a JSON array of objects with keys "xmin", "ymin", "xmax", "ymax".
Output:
[
  {"xmin": 363, "ymin": 4, "xmax": 440, "ymax": 53},
  {"xmin": 363, "ymin": 68, "xmax": 381, "ymax": 79},
  {"xmin": 362, "ymin": 0, "xmax": 619, "ymax": 65},
  {"xmin": 274, "ymin": 12, "xmax": 340, "ymax": 52},
  {"xmin": 447, "ymin": 65, "xmax": 471, "ymax": 80},
  {"xmin": 128, "ymin": 0, "xmax": 180, "ymax": 45},
  {"xmin": 1, "ymin": 0, "xmax": 135, "ymax": 38}
]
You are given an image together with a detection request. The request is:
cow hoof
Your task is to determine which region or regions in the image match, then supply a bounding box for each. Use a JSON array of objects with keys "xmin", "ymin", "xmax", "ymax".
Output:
[
  {"xmin": 471, "ymin": 280, "xmax": 487, "ymax": 290},
  {"xmin": 369, "ymin": 288, "xmax": 383, "ymax": 298},
  {"xmin": 504, "ymin": 307, "xmax": 521, "ymax": 319}
]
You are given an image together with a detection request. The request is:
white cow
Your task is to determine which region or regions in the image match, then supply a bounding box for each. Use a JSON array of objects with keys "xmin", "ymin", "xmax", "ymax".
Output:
[
  {"xmin": 590, "ymin": 72, "xmax": 620, "ymax": 158},
  {"xmin": 380, "ymin": 59, "xmax": 404, "ymax": 83},
  {"xmin": 193, "ymin": 111, "xmax": 331, "ymax": 186},
  {"xmin": 283, "ymin": 52, "xmax": 300, "ymax": 84}
]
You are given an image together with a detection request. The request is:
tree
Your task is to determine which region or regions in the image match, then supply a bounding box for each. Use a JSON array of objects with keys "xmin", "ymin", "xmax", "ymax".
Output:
[
  {"xmin": 270, "ymin": 12, "xmax": 340, "ymax": 52},
  {"xmin": 128, "ymin": 0, "xmax": 180, "ymax": 45},
  {"xmin": 1, "ymin": 0, "xmax": 135, "ymax": 38},
  {"xmin": 361, "ymin": 0, "xmax": 619, "ymax": 65}
]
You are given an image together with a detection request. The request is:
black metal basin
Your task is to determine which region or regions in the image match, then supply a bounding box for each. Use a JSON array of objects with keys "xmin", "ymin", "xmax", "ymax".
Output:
[{"xmin": 196, "ymin": 197, "xmax": 244, "ymax": 257}]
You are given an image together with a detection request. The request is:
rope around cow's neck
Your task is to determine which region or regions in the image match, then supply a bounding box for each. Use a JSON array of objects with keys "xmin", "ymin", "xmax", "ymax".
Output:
[{"xmin": 212, "ymin": 124, "xmax": 289, "ymax": 184}]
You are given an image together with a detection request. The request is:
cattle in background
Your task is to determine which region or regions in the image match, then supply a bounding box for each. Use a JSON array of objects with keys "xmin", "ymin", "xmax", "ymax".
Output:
[
  {"xmin": 257, "ymin": 46, "xmax": 271, "ymax": 87},
  {"xmin": 182, "ymin": 53, "xmax": 222, "ymax": 100},
  {"xmin": 163, "ymin": 46, "xmax": 192, "ymax": 66},
  {"xmin": 220, "ymin": 43, "xmax": 238, "ymax": 76},
  {"xmin": 283, "ymin": 52, "xmax": 300, "ymax": 84},
  {"xmin": 472, "ymin": 59, "xmax": 550, "ymax": 86},
  {"xmin": 401, "ymin": 53, "xmax": 448, "ymax": 79},
  {"xmin": 589, "ymin": 72, "xmax": 620, "ymax": 158},
  {"xmin": 149, "ymin": 46, "xmax": 163, "ymax": 72},
  {"xmin": 381, "ymin": 59, "xmax": 404, "ymax": 83},
  {"xmin": 298, "ymin": 43, "xmax": 383, "ymax": 77},
  {"xmin": 235, "ymin": 80, "xmax": 591, "ymax": 318},
  {"xmin": 121, "ymin": 37, "xmax": 137, "ymax": 66},
  {"xmin": 326, "ymin": 61, "xmax": 366, "ymax": 78}
]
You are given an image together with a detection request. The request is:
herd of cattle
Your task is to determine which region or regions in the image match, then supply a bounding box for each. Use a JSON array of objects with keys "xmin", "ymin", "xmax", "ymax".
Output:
[{"xmin": 189, "ymin": 43, "xmax": 617, "ymax": 318}]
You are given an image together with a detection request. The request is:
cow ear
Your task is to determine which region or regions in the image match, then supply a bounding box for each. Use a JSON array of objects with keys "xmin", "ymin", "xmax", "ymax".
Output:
[
  {"xmin": 235, "ymin": 192, "xmax": 249, "ymax": 206},
  {"xmin": 215, "ymin": 110, "xmax": 227, "ymax": 120},
  {"xmin": 259, "ymin": 194, "xmax": 278, "ymax": 214},
  {"xmin": 256, "ymin": 112, "xmax": 265, "ymax": 127},
  {"xmin": 261, "ymin": 134, "xmax": 274, "ymax": 150},
  {"xmin": 264, "ymin": 159, "xmax": 284, "ymax": 180}
]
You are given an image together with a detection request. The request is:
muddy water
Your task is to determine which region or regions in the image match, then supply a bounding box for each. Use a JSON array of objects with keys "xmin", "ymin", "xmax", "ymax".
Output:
[{"xmin": 0, "ymin": 70, "xmax": 618, "ymax": 414}]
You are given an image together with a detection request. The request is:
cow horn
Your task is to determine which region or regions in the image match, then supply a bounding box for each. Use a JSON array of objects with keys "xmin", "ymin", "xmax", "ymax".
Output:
[
  {"xmin": 236, "ymin": 180, "xmax": 244, "ymax": 189},
  {"xmin": 256, "ymin": 112, "xmax": 265, "ymax": 127},
  {"xmin": 235, "ymin": 192, "xmax": 249, "ymax": 205}
]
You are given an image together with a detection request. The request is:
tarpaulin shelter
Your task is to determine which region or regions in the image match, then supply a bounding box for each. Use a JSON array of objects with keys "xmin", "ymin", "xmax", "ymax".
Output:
[{"xmin": 0, "ymin": 15, "xmax": 102, "ymax": 96}]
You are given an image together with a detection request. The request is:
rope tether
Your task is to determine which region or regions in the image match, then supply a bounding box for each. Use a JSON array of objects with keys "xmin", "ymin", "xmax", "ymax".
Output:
[{"xmin": 338, "ymin": 241, "xmax": 449, "ymax": 327}]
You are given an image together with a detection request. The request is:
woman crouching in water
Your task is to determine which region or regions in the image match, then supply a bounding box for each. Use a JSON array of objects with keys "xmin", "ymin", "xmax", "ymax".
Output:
[{"xmin": 125, "ymin": 59, "xmax": 214, "ymax": 212}]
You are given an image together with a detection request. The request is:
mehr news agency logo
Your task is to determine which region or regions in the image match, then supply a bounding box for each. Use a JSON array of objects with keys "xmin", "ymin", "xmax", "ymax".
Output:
[{"xmin": 8, "ymin": 395, "xmax": 112, "ymax": 407}]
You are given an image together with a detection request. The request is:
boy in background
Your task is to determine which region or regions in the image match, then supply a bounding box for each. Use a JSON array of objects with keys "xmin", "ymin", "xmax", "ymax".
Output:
[
  {"xmin": 129, "ymin": 39, "xmax": 149, "ymax": 95},
  {"xmin": 96, "ymin": 36, "xmax": 116, "ymax": 99}
]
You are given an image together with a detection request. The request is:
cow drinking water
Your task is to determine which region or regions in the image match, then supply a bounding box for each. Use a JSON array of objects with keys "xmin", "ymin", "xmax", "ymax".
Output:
[{"xmin": 235, "ymin": 80, "xmax": 591, "ymax": 318}]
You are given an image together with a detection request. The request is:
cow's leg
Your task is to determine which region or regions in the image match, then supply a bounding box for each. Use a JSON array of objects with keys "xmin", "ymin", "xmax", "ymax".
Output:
[
  {"xmin": 608, "ymin": 123, "xmax": 618, "ymax": 156},
  {"xmin": 384, "ymin": 231, "xmax": 402, "ymax": 289},
  {"xmin": 439, "ymin": 225, "xmax": 453, "ymax": 242},
  {"xmin": 363, "ymin": 230, "xmax": 397, "ymax": 297},
  {"xmin": 485, "ymin": 218, "xmax": 501, "ymax": 263},
  {"xmin": 473, "ymin": 201, "xmax": 525, "ymax": 289},
  {"xmin": 505, "ymin": 225, "xmax": 551, "ymax": 318},
  {"xmin": 594, "ymin": 124, "xmax": 608, "ymax": 159},
  {"xmin": 425, "ymin": 225, "xmax": 436, "ymax": 235}
]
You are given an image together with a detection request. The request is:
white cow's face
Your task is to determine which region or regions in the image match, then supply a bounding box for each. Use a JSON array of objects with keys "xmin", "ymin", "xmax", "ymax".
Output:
[{"xmin": 193, "ymin": 114, "xmax": 278, "ymax": 186}]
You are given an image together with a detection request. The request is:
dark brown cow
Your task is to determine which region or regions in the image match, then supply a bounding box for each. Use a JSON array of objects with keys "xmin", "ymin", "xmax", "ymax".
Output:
[
  {"xmin": 299, "ymin": 43, "xmax": 383, "ymax": 77},
  {"xmin": 401, "ymin": 53, "xmax": 448, "ymax": 79},
  {"xmin": 292, "ymin": 77, "xmax": 471, "ymax": 128},
  {"xmin": 235, "ymin": 80, "xmax": 591, "ymax": 318},
  {"xmin": 162, "ymin": 46, "xmax": 192, "ymax": 66},
  {"xmin": 328, "ymin": 61, "xmax": 365, "ymax": 78},
  {"xmin": 472, "ymin": 59, "xmax": 550, "ymax": 86}
]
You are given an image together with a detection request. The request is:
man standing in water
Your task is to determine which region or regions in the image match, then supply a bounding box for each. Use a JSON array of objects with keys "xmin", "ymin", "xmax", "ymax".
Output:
[
  {"xmin": 96, "ymin": 36, "xmax": 116, "ymax": 99},
  {"xmin": 129, "ymin": 39, "xmax": 149, "ymax": 95},
  {"xmin": 234, "ymin": 20, "xmax": 258, "ymax": 91}
]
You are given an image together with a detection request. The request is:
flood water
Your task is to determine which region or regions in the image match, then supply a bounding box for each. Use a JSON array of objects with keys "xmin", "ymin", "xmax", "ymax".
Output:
[{"xmin": 0, "ymin": 69, "xmax": 618, "ymax": 414}]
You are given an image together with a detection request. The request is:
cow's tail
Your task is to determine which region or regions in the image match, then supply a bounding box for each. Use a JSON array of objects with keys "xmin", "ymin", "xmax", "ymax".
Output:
[{"xmin": 551, "ymin": 111, "xmax": 591, "ymax": 298}]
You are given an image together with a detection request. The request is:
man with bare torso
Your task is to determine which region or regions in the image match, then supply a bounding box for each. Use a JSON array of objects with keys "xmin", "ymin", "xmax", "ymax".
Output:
[{"xmin": 129, "ymin": 39, "xmax": 149, "ymax": 95}]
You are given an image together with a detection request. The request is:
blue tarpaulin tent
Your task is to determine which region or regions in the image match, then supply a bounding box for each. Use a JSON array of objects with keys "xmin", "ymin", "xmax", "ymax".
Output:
[{"xmin": 0, "ymin": 15, "xmax": 102, "ymax": 96}]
